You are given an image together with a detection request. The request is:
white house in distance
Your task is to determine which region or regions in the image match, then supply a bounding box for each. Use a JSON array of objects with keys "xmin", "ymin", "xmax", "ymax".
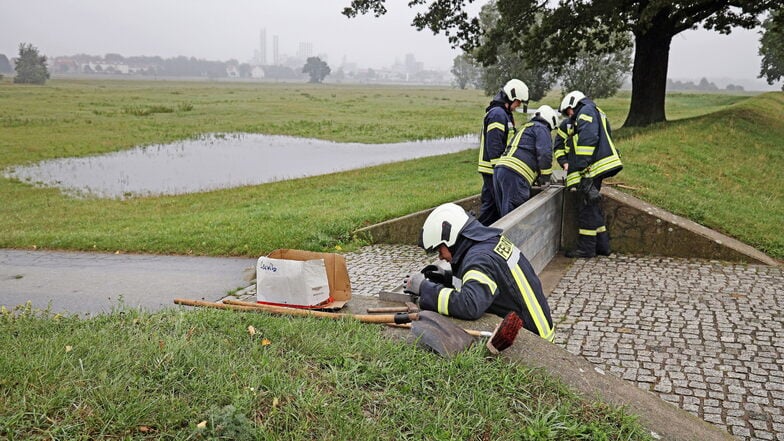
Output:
[{"xmin": 251, "ymin": 66, "xmax": 265, "ymax": 79}]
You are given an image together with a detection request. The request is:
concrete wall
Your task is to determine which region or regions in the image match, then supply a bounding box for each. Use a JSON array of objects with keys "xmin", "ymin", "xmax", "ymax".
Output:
[
  {"xmin": 561, "ymin": 186, "xmax": 777, "ymax": 265},
  {"xmin": 354, "ymin": 195, "xmax": 481, "ymax": 245},
  {"xmin": 355, "ymin": 186, "xmax": 778, "ymax": 267}
]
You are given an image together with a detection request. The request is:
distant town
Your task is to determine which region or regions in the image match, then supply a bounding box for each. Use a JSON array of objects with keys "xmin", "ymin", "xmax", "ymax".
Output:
[{"xmin": 39, "ymin": 28, "xmax": 453, "ymax": 85}]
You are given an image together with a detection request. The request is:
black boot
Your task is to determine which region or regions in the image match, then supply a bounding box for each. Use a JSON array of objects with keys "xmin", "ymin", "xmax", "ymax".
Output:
[{"xmin": 565, "ymin": 249, "xmax": 596, "ymax": 258}]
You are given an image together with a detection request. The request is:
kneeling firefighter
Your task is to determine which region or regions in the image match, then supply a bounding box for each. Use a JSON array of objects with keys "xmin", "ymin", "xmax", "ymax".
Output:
[{"xmin": 404, "ymin": 203, "xmax": 555, "ymax": 341}]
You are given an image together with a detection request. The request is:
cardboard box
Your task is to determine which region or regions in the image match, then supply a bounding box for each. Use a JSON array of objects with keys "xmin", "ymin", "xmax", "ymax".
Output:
[{"xmin": 257, "ymin": 249, "xmax": 352, "ymax": 310}]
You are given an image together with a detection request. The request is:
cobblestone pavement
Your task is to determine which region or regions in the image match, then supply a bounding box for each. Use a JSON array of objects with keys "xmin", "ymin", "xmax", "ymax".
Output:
[
  {"xmin": 550, "ymin": 255, "xmax": 784, "ymax": 441},
  {"xmin": 334, "ymin": 246, "xmax": 783, "ymax": 441}
]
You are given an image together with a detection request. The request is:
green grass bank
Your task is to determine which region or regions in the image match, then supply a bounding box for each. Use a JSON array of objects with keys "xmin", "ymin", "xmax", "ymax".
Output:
[
  {"xmin": 0, "ymin": 305, "xmax": 654, "ymax": 440},
  {"xmin": 1, "ymin": 78, "xmax": 778, "ymax": 259}
]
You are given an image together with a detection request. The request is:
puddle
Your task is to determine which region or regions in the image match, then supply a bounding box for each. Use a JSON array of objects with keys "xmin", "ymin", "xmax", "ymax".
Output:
[{"xmin": 4, "ymin": 133, "xmax": 477, "ymax": 199}]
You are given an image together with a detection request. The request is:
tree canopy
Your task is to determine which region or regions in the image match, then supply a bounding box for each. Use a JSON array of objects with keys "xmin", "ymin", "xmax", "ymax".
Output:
[
  {"xmin": 14, "ymin": 43, "xmax": 50, "ymax": 85},
  {"xmin": 0, "ymin": 54, "xmax": 12, "ymax": 73},
  {"xmin": 302, "ymin": 57, "xmax": 331, "ymax": 83},
  {"xmin": 451, "ymin": 54, "xmax": 480, "ymax": 89},
  {"xmin": 344, "ymin": 0, "xmax": 776, "ymax": 127},
  {"xmin": 759, "ymin": 8, "xmax": 784, "ymax": 90}
]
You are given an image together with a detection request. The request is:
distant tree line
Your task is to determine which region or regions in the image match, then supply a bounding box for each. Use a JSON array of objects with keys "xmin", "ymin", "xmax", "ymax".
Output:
[
  {"xmin": 50, "ymin": 53, "xmax": 309, "ymax": 80},
  {"xmin": 667, "ymin": 78, "xmax": 745, "ymax": 92}
]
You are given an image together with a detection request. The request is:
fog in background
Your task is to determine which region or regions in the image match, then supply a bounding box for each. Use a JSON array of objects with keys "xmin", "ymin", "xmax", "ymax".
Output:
[{"xmin": 1, "ymin": 0, "xmax": 780, "ymax": 90}]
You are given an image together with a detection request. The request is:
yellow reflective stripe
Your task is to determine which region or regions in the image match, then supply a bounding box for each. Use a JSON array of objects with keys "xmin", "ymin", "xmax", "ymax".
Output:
[
  {"xmin": 556, "ymin": 128, "xmax": 567, "ymax": 139},
  {"xmin": 487, "ymin": 122, "xmax": 505, "ymax": 132},
  {"xmin": 437, "ymin": 287, "xmax": 453, "ymax": 315},
  {"xmin": 478, "ymin": 164, "xmax": 493, "ymax": 174},
  {"xmin": 585, "ymin": 155, "xmax": 622, "ymax": 178},
  {"xmin": 598, "ymin": 108, "xmax": 619, "ymax": 156},
  {"xmin": 462, "ymin": 270, "xmax": 497, "ymax": 296},
  {"xmin": 540, "ymin": 168, "xmax": 552, "ymax": 175},
  {"xmin": 510, "ymin": 265, "xmax": 554, "ymax": 341},
  {"xmin": 553, "ymin": 149, "xmax": 566, "ymax": 159},
  {"xmin": 597, "ymin": 226, "xmax": 607, "ymax": 233},
  {"xmin": 566, "ymin": 171, "xmax": 581, "ymax": 186},
  {"xmin": 578, "ymin": 113, "xmax": 593, "ymax": 123},
  {"xmin": 478, "ymin": 133, "xmax": 493, "ymax": 174},
  {"xmin": 579, "ymin": 228, "xmax": 598, "ymax": 236},
  {"xmin": 495, "ymin": 157, "xmax": 536, "ymax": 184},
  {"xmin": 575, "ymin": 145, "xmax": 595, "ymax": 156}
]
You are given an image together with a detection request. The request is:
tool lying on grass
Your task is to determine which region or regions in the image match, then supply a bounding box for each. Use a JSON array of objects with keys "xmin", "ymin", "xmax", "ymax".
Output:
[
  {"xmin": 393, "ymin": 310, "xmax": 524, "ymax": 355},
  {"xmin": 173, "ymin": 298, "xmax": 523, "ymax": 356},
  {"xmin": 174, "ymin": 298, "xmax": 419, "ymax": 324}
]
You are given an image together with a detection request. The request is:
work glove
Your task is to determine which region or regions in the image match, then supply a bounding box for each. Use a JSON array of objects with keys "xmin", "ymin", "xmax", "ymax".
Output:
[
  {"xmin": 421, "ymin": 264, "xmax": 453, "ymax": 288},
  {"xmin": 536, "ymin": 173, "xmax": 552, "ymax": 188},
  {"xmin": 579, "ymin": 177, "xmax": 602, "ymax": 203},
  {"xmin": 404, "ymin": 272, "xmax": 426, "ymax": 296}
]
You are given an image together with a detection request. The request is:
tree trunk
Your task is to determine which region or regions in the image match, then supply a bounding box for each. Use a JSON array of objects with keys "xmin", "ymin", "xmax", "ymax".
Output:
[{"xmin": 624, "ymin": 29, "xmax": 673, "ymax": 127}]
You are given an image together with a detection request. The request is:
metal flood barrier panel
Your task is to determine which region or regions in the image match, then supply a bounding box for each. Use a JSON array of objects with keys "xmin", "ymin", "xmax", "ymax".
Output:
[{"xmin": 492, "ymin": 186, "xmax": 564, "ymax": 274}]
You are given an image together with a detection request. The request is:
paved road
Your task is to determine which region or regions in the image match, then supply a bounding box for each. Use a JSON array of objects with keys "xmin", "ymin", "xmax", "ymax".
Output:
[
  {"xmin": 2, "ymin": 246, "xmax": 782, "ymax": 440},
  {"xmin": 0, "ymin": 249, "xmax": 255, "ymax": 315}
]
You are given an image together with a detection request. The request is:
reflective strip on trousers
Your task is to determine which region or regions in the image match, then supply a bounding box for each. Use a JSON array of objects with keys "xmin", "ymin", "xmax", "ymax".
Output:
[{"xmin": 579, "ymin": 226, "xmax": 606, "ymax": 236}]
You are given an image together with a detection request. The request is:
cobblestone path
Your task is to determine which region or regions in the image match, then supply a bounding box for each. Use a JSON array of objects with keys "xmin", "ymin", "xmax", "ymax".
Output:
[{"xmin": 550, "ymin": 255, "xmax": 784, "ymax": 441}]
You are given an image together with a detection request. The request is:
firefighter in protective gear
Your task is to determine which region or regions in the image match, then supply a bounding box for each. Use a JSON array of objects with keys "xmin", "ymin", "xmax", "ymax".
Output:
[
  {"xmin": 559, "ymin": 91, "xmax": 623, "ymax": 258},
  {"xmin": 476, "ymin": 79, "xmax": 529, "ymax": 226},
  {"xmin": 405, "ymin": 203, "xmax": 555, "ymax": 341},
  {"xmin": 492, "ymin": 105, "xmax": 557, "ymax": 217}
]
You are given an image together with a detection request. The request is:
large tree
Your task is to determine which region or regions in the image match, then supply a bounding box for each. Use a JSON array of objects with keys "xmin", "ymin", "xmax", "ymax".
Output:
[
  {"xmin": 302, "ymin": 57, "xmax": 331, "ymax": 83},
  {"xmin": 451, "ymin": 53, "xmax": 480, "ymax": 89},
  {"xmin": 759, "ymin": 8, "xmax": 784, "ymax": 90},
  {"xmin": 473, "ymin": 2, "xmax": 555, "ymax": 101},
  {"xmin": 343, "ymin": 0, "xmax": 776, "ymax": 127},
  {"xmin": 560, "ymin": 45, "xmax": 633, "ymax": 99},
  {"xmin": 13, "ymin": 43, "xmax": 50, "ymax": 85}
]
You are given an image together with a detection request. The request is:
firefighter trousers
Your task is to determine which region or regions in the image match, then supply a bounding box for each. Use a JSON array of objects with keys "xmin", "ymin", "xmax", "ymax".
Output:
[
  {"xmin": 576, "ymin": 178, "xmax": 610, "ymax": 256},
  {"xmin": 478, "ymin": 173, "xmax": 501, "ymax": 226}
]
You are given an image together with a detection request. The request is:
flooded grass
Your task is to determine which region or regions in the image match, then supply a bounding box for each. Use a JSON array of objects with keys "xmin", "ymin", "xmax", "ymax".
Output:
[{"xmin": 4, "ymin": 133, "xmax": 476, "ymax": 199}]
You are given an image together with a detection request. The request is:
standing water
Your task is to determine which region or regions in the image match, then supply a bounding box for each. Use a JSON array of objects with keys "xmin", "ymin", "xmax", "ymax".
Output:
[{"xmin": 4, "ymin": 133, "xmax": 477, "ymax": 199}]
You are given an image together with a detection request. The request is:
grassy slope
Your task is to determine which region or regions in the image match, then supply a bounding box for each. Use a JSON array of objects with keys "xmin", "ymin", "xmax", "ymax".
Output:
[{"xmin": 611, "ymin": 92, "xmax": 784, "ymax": 258}]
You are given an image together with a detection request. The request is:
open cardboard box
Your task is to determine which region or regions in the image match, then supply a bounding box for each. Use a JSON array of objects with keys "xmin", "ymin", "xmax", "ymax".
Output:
[{"xmin": 260, "ymin": 249, "xmax": 352, "ymax": 310}]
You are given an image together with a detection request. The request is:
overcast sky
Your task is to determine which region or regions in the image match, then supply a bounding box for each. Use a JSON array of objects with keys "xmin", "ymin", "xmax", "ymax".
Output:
[{"xmin": 1, "ymin": 0, "xmax": 780, "ymax": 90}]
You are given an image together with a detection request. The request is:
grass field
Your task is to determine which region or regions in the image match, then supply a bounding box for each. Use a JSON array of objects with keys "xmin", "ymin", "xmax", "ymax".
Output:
[{"xmin": 2, "ymin": 78, "xmax": 778, "ymax": 258}]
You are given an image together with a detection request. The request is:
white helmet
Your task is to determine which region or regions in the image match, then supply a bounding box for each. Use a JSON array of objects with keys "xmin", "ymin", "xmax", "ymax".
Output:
[
  {"xmin": 503, "ymin": 79, "xmax": 529, "ymax": 104},
  {"xmin": 559, "ymin": 90, "xmax": 586, "ymax": 115},
  {"xmin": 535, "ymin": 105, "xmax": 559, "ymax": 130},
  {"xmin": 419, "ymin": 203, "xmax": 471, "ymax": 252}
]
